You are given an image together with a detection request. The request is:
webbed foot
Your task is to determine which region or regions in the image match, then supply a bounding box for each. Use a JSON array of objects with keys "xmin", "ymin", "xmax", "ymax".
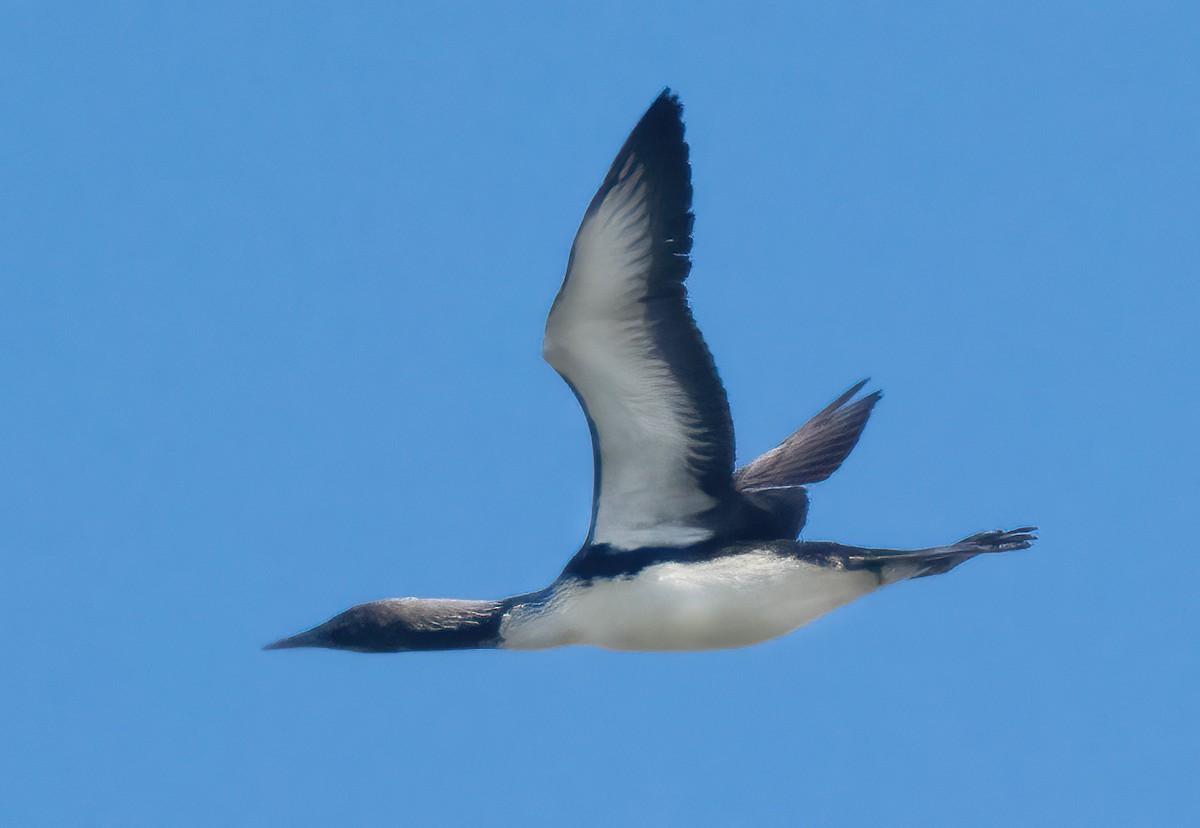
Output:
[{"xmin": 952, "ymin": 526, "xmax": 1038, "ymax": 555}]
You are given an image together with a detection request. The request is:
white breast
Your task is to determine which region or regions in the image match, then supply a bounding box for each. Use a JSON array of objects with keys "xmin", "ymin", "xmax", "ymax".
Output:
[{"xmin": 499, "ymin": 550, "xmax": 880, "ymax": 651}]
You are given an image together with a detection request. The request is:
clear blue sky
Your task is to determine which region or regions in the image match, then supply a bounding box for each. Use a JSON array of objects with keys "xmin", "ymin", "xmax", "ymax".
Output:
[{"xmin": 3, "ymin": 3, "xmax": 1197, "ymax": 825}]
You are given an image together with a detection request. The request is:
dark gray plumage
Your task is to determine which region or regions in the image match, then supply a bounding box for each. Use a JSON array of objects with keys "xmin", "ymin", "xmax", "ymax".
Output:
[{"xmin": 735, "ymin": 378, "xmax": 881, "ymax": 491}]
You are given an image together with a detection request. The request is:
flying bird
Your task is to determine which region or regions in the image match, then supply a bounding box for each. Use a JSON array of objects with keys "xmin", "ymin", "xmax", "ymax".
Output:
[{"xmin": 265, "ymin": 91, "xmax": 1035, "ymax": 653}]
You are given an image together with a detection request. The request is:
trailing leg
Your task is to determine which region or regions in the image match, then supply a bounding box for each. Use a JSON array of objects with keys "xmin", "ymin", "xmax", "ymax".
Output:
[{"xmin": 799, "ymin": 527, "xmax": 1037, "ymax": 585}]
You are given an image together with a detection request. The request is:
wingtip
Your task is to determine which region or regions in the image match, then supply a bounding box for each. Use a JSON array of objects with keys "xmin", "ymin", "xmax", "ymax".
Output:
[
  {"xmin": 856, "ymin": 377, "xmax": 885, "ymax": 397},
  {"xmin": 583, "ymin": 89, "xmax": 692, "ymax": 226},
  {"xmin": 642, "ymin": 88, "xmax": 684, "ymax": 124},
  {"xmin": 818, "ymin": 378, "xmax": 881, "ymax": 417},
  {"xmin": 853, "ymin": 378, "xmax": 884, "ymax": 407}
]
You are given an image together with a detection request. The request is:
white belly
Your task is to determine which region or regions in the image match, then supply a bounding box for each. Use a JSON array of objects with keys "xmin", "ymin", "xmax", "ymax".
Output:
[{"xmin": 499, "ymin": 550, "xmax": 879, "ymax": 651}]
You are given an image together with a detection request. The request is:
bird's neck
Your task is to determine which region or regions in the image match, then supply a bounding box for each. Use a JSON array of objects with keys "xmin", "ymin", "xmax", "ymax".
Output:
[{"xmin": 386, "ymin": 598, "xmax": 506, "ymax": 651}]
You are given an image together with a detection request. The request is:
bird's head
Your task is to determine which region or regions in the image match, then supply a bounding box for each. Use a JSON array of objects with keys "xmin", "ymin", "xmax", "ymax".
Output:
[{"xmin": 263, "ymin": 598, "xmax": 503, "ymax": 653}]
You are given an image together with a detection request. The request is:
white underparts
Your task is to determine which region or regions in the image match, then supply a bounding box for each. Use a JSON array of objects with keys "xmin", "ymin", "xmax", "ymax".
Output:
[{"xmin": 498, "ymin": 550, "xmax": 879, "ymax": 652}]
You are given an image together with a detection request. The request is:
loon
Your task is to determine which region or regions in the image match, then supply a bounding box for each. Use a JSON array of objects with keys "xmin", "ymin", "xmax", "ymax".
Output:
[{"xmin": 264, "ymin": 90, "xmax": 1036, "ymax": 654}]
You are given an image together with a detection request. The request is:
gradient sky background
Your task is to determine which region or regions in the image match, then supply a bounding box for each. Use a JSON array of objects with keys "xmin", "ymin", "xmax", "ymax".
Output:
[{"xmin": 3, "ymin": 3, "xmax": 1197, "ymax": 825}]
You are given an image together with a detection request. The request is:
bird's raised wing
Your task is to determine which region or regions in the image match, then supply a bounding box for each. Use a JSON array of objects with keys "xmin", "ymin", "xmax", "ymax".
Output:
[
  {"xmin": 734, "ymin": 379, "xmax": 881, "ymax": 491},
  {"xmin": 543, "ymin": 91, "xmax": 736, "ymax": 550}
]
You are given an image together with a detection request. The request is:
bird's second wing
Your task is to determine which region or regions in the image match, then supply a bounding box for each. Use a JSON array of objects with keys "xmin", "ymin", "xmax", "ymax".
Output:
[
  {"xmin": 734, "ymin": 380, "xmax": 881, "ymax": 490},
  {"xmin": 543, "ymin": 92, "xmax": 736, "ymax": 550}
]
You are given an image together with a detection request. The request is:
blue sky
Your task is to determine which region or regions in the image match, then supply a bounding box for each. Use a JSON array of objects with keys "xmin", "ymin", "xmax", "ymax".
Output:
[{"xmin": 3, "ymin": 2, "xmax": 1197, "ymax": 825}]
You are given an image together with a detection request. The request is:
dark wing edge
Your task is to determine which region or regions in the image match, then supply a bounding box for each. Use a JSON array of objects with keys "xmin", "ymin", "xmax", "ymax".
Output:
[{"xmin": 544, "ymin": 90, "xmax": 738, "ymax": 549}]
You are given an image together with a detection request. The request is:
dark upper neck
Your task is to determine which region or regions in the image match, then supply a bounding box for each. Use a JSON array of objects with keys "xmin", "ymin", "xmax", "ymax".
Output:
[{"xmin": 375, "ymin": 598, "xmax": 506, "ymax": 652}]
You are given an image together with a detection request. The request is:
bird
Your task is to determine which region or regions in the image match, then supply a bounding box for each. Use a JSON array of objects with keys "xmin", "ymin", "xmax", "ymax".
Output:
[{"xmin": 264, "ymin": 90, "xmax": 1036, "ymax": 654}]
